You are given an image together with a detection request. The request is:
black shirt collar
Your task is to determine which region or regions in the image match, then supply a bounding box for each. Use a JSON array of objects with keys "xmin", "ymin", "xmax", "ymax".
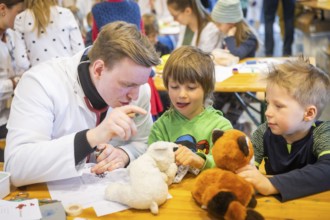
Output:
[{"xmin": 77, "ymin": 49, "xmax": 107, "ymax": 110}]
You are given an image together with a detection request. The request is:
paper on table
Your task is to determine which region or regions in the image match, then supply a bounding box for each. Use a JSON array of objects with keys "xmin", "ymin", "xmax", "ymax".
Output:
[
  {"xmin": 47, "ymin": 164, "xmax": 130, "ymax": 217},
  {"xmin": 215, "ymin": 65, "xmax": 233, "ymax": 82},
  {"xmin": 235, "ymin": 58, "xmax": 286, "ymax": 74},
  {"xmin": 0, "ymin": 199, "xmax": 42, "ymax": 220}
]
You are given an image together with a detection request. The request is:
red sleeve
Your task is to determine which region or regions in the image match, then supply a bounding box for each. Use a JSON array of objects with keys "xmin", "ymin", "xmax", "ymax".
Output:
[{"xmin": 92, "ymin": 19, "xmax": 99, "ymax": 42}]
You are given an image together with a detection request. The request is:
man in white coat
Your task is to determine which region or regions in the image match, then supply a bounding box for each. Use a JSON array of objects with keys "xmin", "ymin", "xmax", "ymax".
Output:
[{"xmin": 4, "ymin": 21, "xmax": 160, "ymax": 187}]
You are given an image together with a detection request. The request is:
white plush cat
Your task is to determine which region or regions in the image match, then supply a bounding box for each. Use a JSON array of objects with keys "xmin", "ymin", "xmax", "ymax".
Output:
[{"xmin": 105, "ymin": 141, "xmax": 178, "ymax": 215}]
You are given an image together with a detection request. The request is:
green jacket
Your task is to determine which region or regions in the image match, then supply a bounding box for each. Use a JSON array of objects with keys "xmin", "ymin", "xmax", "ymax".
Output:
[{"xmin": 148, "ymin": 107, "xmax": 233, "ymax": 170}]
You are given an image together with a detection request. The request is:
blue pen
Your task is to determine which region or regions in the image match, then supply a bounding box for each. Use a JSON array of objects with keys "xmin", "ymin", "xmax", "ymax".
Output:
[{"xmin": 246, "ymin": 60, "xmax": 257, "ymax": 65}]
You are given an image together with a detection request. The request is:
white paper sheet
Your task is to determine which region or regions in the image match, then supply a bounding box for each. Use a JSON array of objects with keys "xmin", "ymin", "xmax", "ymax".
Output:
[
  {"xmin": 47, "ymin": 164, "xmax": 129, "ymax": 217},
  {"xmin": 235, "ymin": 58, "xmax": 286, "ymax": 74},
  {"xmin": 215, "ymin": 65, "xmax": 233, "ymax": 82},
  {"xmin": 0, "ymin": 199, "xmax": 41, "ymax": 220}
]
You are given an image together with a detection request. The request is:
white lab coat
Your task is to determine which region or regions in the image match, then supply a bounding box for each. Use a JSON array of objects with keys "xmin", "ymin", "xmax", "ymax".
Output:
[{"xmin": 5, "ymin": 50, "xmax": 153, "ymax": 187}]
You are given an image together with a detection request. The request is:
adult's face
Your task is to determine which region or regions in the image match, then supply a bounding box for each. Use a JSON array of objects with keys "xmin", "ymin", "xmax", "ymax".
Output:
[
  {"xmin": 167, "ymin": 4, "xmax": 191, "ymax": 26},
  {"xmin": 0, "ymin": 2, "xmax": 24, "ymax": 30},
  {"xmin": 91, "ymin": 57, "xmax": 152, "ymax": 108}
]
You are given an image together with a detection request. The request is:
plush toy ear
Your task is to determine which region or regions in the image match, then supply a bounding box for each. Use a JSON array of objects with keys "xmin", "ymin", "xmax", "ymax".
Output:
[
  {"xmin": 150, "ymin": 141, "xmax": 176, "ymax": 152},
  {"xmin": 212, "ymin": 129, "xmax": 224, "ymax": 144},
  {"xmin": 237, "ymin": 136, "xmax": 249, "ymax": 156}
]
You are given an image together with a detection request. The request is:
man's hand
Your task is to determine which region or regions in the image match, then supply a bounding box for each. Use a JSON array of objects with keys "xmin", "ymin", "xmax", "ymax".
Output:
[
  {"xmin": 87, "ymin": 105, "xmax": 147, "ymax": 147},
  {"xmin": 236, "ymin": 164, "xmax": 279, "ymax": 195},
  {"xmin": 91, "ymin": 144, "xmax": 129, "ymax": 174},
  {"xmin": 175, "ymin": 145, "xmax": 204, "ymax": 169}
]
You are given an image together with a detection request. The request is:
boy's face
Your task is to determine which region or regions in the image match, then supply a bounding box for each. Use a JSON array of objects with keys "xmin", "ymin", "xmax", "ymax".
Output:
[
  {"xmin": 265, "ymin": 84, "xmax": 311, "ymax": 142},
  {"xmin": 168, "ymin": 78, "xmax": 204, "ymax": 120},
  {"xmin": 147, "ymin": 32, "xmax": 157, "ymax": 45}
]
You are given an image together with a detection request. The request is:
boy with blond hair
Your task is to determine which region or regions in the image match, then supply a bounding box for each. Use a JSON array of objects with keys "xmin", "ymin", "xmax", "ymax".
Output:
[{"xmin": 237, "ymin": 56, "xmax": 330, "ymax": 201}]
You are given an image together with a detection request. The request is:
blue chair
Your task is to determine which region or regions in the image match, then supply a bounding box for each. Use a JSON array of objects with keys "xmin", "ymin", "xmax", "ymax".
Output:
[
  {"xmin": 157, "ymin": 35, "xmax": 176, "ymax": 52},
  {"xmin": 204, "ymin": 0, "xmax": 218, "ymax": 12}
]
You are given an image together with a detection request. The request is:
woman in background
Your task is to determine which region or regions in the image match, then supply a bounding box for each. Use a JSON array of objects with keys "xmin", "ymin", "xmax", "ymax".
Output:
[
  {"xmin": 13, "ymin": 0, "xmax": 84, "ymax": 70},
  {"xmin": 167, "ymin": 0, "xmax": 222, "ymax": 53},
  {"xmin": 211, "ymin": 0, "xmax": 259, "ymax": 135},
  {"xmin": 0, "ymin": 0, "xmax": 24, "ymax": 161},
  {"xmin": 211, "ymin": 0, "xmax": 258, "ymax": 59}
]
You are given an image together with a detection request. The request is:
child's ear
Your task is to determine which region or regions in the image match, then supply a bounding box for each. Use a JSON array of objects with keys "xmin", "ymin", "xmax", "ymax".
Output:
[{"xmin": 304, "ymin": 105, "xmax": 317, "ymax": 121}]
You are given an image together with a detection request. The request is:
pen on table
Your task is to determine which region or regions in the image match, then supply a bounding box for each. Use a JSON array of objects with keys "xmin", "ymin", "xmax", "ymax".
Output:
[{"xmin": 246, "ymin": 60, "xmax": 257, "ymax": 65}]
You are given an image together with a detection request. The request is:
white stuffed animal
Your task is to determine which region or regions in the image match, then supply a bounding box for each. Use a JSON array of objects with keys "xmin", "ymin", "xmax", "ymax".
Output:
[{"xmin": 105, "ymin": 141, "xmax": 178, "ymax": 215}]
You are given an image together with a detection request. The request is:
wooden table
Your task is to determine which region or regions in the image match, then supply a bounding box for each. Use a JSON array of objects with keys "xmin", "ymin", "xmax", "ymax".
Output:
[
  {"xmin": 2, "ymin": 162, "xmax": 330, "ymax": 219},
  {"xmin": 154, "ymin": 63, "xmax": 266, "ymax": 93},
  {"xmin": 154, "ymin": 72, "xmax": 266, "ymax": 92},
  {"xmin": 297, "ymin": 0, "xmax": 330, "ymax": 11}
]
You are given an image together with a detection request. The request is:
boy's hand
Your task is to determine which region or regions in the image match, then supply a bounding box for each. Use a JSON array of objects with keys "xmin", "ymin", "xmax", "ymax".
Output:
[
  {"xmin": 236, "ymin": 164, "xmax": 279, "ymax": 195},
  {"xmin": 175, "ymin": 145, "xmax": 204, "ymax": 169}
]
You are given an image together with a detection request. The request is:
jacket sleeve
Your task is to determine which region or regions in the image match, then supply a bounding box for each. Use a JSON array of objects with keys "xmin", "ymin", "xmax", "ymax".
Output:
[
  {"xmin": 270, "ymin": 154, "xmax": 330, "ymax": 202},
  {"xmin": 251, "ymin": 123, "xmax": 267, "ymax": 166},
  {"xmin": 64, "ymin": 8, "xmax": 85, "ymax": 54},
  {"xmin": 269, "ymin": 122, "xmax": 330, "ymax": 201},
  {"xmin": 224, "ymin": 35, "xmax": 257, "ymax": 60},
  {"xmin": 198, "ymin": 22, "xmax": 223, "ymax": 53},
  {"xmin": 13, "ymin": 13, "xmax": 31, "ymax": 71},
  {"xmin": 4, "ymin": 63, "xmax": 84, "ymax": 187},
  {"xmin": 0, "ymin": 79, "xmax": 13, "ymax": 101},
  {"xmin": 0, "ymin": 41, "xmax": 15, "ymax": 100}
]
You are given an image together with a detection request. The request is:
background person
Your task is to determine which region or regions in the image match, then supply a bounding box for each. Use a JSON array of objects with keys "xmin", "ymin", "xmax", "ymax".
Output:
[
  {"xmin": 13, "ymin": 0, "xmax": 84, "ymax": 70},
  {"xmin": 0, "ymin": 0, "xmax": 24, "ymax": 162},
  {"xmin": 167, "ymin": 0, "xmax": 222, "ymax": 53}
]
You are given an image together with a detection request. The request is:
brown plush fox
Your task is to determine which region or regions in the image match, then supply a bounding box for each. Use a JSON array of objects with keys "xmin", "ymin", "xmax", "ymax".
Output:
[{"xmin": 191, "ymin": 129, "xmax": 264, "ymax": 220}]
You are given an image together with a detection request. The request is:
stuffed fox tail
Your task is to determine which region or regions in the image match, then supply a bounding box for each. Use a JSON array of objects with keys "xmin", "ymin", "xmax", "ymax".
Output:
[{"xmin": 207, "ymin": 191, "xmax": 264, "ymax": 220}]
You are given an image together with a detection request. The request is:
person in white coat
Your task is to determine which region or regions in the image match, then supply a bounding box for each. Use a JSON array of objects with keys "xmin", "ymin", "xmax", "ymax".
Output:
[{"xmin": 5, "ymin": 21, "xmax": 160, "ymax": 187}]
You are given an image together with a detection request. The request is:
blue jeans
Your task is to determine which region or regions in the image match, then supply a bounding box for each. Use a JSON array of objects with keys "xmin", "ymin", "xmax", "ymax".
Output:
[{"xmin": 263, "ymin": 0, "xmax": 296, "ymax": 56}]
